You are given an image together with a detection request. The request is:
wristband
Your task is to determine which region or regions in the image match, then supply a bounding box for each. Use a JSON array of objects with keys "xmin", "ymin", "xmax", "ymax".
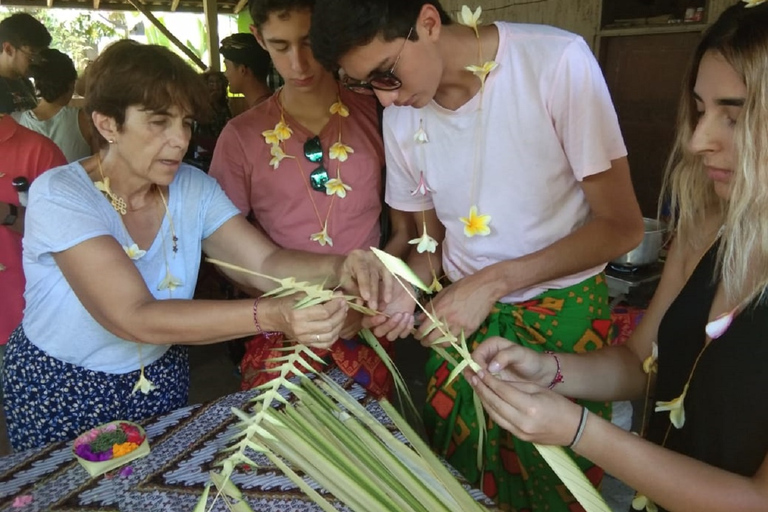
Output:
[
  {"xmin": 544, "ymin": 350, "xmax": 564, "ymax": 389},
  {"xmin": 252, "ymin": 297, "xmax": 265, "ymax": 334},
  {"xmin": 568, "ymin": 406, "xmax": 589, "ymax": 449}
]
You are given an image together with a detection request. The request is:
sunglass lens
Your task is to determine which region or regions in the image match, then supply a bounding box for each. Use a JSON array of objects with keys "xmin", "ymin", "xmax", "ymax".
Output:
[
  {"xmin": 309, "ymin": 167, "xmax": 329, "ymax": 191},
  {"xmin": 370, "ymin": 74, "xmax": 401, "ymax": 91},
  {"xmin": 304, "ymin": 137, "xmax": 323, "ymax": 163}
]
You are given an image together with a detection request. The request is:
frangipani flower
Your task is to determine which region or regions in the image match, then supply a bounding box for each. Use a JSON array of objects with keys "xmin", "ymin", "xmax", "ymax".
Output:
[
  {"xmin": 330, "ymin": 99, "xmax": 349, "ymax": 117},
  {"xmin": 269, "ymin": 144, "xmax": 292, "ymax": 170},
  {"xmin": 410, "ymin": 171, "xmax": 433, "ymax": 196},
  {"xmin": 158, "ymin": 270, "xmax": 183, "ymax": 291},
  {"xmin": 329, "ymin": 141, "xmax": 354, "ymax": 162},
  {"xmin": 0, "ymin": 263, "xmax": 6, "ymax": 272},
  {"xmin": 132, "ymin": 368, "xmax": 156, "ymax": 395},
  {"xmin": 310, "ymin": 225, "xmax": 333, "ymax": 247},
  {"xmin": 460, "ymin": 205, "xmax": 492, "ymax": 237},
  {"xmin": 632, "ymin": 493, "xmax": 658, "ymax": 512},
  {"xmin": 705, "ymin": 310, "xmax": 735, "ymax": 339},
  {"xmin": 262, "ymin": 129, "xmax": 280, "ymax": 146},
  {"xmin": 743, "ymin": 0, "xmax": 766, "ymax": 7},
  {"xmin": 408, "ymin": 225, "xmax": 438, "ymax": 254},
  {"xmin": 273, "ymin": 119, "xmax": 293, "ymax": 141},
  {"xmin": 413, "ymin": 120, "xmax": 429, "ymax": 144},
  {"xmin": 94, "ymin": 178, "xmax": 110, "ymax": 194},
  {"xmin": 429, "ymin": 273, "xmax": 443, "ymax": 293},
  {"xmin": 642, "ymin": 342, "xmax": 658, "ymax": 374},
  {"xmin": 325, "ymin": 178, "xmax": 352, "ymax": 198},
  {"xmin": 123, "ymin": 244, "xmax": 147, "ymax": 260},
  {"xmin": 459, "ymin": 5, "xmax": 482, "ymax": 36},
  {"xmin": 466, "ymin": 61, "xmax": 499, "ymax": 87},
  {"xmin": 655, "ymin": 383, "xmax": 689, "ymax": 429}
]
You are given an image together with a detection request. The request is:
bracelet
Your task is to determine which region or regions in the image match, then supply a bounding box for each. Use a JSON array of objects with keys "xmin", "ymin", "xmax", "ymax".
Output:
[
  {"xmin": 568, "ymin": 406, "xmax": 589, "ymax": 449},
  {"xmin": 252, "ymin": 297, "xmax": 265, "ymax": 334},
  {"xmin": 544, "ymin": 350, "xmax": 564, "ymax": 389}
]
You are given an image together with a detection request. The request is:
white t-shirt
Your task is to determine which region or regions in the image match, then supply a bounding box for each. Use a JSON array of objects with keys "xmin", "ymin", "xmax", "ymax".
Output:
[
  {"xmin": 384, "ymin": 22, "xmax": 627, "ymax": 303},
  {"xmin": 22, "ymin": 162, "xmax": 240, "ymax": 373}
]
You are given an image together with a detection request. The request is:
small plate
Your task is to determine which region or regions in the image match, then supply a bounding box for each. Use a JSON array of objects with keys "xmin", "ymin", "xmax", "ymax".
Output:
[{"xmin": 72, "ymin": 421, "xmax": 150, "ymax": 477}]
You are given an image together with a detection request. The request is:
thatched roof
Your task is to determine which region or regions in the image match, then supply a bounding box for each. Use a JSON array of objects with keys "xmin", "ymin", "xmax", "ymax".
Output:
[{"xmin": 0, "ymin": 0, "xmax": 245, "ymax": 14}]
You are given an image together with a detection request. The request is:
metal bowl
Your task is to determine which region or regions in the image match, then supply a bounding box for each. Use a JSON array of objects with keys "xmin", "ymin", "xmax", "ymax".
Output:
[{"xmin": 610, "ymin": 218, "xmax": 667, "ymax": 268}]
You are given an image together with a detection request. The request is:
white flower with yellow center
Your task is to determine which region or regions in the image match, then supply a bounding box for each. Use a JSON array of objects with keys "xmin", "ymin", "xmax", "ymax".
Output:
[
  {"xmin": 743, "ymin": 0, "xmax": 766, "ymax": 8},
  {"xmin": 632, "ymin": 493, "xmax": 658, "ymax": 512},
  {"xmin": 413, "ymin": 120, "xmax": 429, "ymax": 144},
  {"xmin": 460, "ymin": 205, "xmax": 492, "ymax": 237},
  {"xmin": 158, "ymin": 270, "xmax": 183, "ymax": 292},
  {"xmin": 466, "ymin": 61, "xmax": 499, "ymax": 88},
  {"xmin": 330, "ymin": 99, "xmax": 349, "ymax": 117},
  {"xmin": 325, "ymin": 178, "xmax": 352, "ymax": 199},
  {"xmin": 310, "ymin": 225, "xmax": 333, "ymax": 247},
  {"xmin": 269, "ymin": 144, "xmax": 293, "ymax": 170},
  {"xmin": 123, "ymin": 244, "xmax": 147, "ymax": 261},
  {"xmin": 132, "ymin": 368, "xmax": 157, "ymax": 395},
  {"xmin": 408, "ymin": 222, "xmax": 438, "ymax": 254},
  {"xmin": 459, "ymin": 5, "xmax": 482, "ymax": 36},
  {"xmin": 329, "ymin": 141, "xmax": 354, "ymax": 162},
  {"xmin": 655, "ymin": 383, "xmax": 689, "ymax": 429}
]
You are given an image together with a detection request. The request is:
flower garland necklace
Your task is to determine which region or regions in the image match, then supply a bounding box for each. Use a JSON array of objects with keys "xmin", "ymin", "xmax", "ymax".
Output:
[
  {"xmin": 632, "ymin": 232, "xmax": 740, "ymax": 512},
  {"xmin": 94, "ymin": 156, "xmax": 183, "ymax": 395},
  {"xmin": 408, "ymin": 5, "xmax": 498, "ymax": 292},
  {"xmin": 262, "ymin": 88, "xmax": 353, "ymax": 247}
]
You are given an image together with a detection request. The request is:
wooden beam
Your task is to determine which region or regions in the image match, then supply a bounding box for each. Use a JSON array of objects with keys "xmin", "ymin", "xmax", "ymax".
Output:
[
  {"xmin": 203, "ymin": 0, "xmax": 219, "ymax": 71},
  {"xmin": 93, "ymin": 0, "xmax": 100, "ymax": 9},
  {"xmin": 126, "ymin": 0, "xmax": 207, "ymax": 70},
  {"xmin": 47, "ymin": 0, "xmax": 53, "ymax": 7},
  {"xmin": 234, "ymin": 0, "xmax": 248, "ymax": 15},
  {"xmin": 170, "ymin": 0, "xmax": 179, "ymax": 11}
]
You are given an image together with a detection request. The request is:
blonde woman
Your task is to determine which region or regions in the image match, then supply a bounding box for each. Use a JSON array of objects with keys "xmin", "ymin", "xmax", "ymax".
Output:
[{"xmin": 466, "ymin": 2, "xmax": 768, "ymax": 511}]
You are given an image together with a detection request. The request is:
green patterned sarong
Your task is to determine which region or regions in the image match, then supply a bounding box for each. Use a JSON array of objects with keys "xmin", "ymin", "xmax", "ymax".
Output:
[{"xmin": 424, "ymin": 274, "xmax": 613, "ymax": 511}]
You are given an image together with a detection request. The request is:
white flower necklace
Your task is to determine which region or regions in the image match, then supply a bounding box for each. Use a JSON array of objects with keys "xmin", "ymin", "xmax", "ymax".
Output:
[
  {"xmin": 262, "ymin": 88, "xmax": 354, "ymax": 247},
  {"xmin": 94, "ymin": 157, "xmax": 182, "ymax": 395},
  {"xmin": 407, "ymin": 5, "xmax": 499, "ymax": 292}
]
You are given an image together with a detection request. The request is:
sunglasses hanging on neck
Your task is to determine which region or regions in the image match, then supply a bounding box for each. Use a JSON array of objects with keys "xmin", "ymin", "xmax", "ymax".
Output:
[{"xmin": 304, "ymin": 136, "xmax": 329, "ymax": 192}]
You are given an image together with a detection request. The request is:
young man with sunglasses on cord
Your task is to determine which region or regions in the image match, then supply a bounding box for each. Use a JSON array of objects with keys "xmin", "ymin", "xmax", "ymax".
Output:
[
  {"xmin": 310, "ymin": 1, "xmax": 644, "ymax": 511},
  {"xmin": 209, "ymin": 0, "xmax": 414, "ymax": 395}
]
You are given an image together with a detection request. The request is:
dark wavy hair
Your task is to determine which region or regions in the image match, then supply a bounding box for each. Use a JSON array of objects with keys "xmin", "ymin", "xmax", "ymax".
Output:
[
  {"xmin": 29, "ymin": 49, "xmax": 77, "ymax": 103},
  {"xmin": 248, "ymin": 0, "xmax": 315, "ymax": 31},
  {"xmin": 0, "ymin": 13, "xmax": 51, "ymax": 49},
  {"xmin": 309, "ymin": 0, "xmax": 452, "ymax": 70},
  {"xmin": 85, "ymin": 40, "xmax": 210, "ymax": 145}
]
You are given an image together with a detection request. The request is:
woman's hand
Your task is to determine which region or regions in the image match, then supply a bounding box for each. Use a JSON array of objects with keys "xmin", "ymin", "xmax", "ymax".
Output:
[
  {"xmin": 268, "ymin": 295, "xmax": 349, "ymax": 349},
  {"xmin": 465, "ymin": 368, "xmax": 583, "ymax": 446},
  {"xmin": 362, "ymin": 282, "xmax": 416, "ymax": 341},
  {"xmin": 472, "ymin": 337, "xmax": 557, "ymax": 387}
]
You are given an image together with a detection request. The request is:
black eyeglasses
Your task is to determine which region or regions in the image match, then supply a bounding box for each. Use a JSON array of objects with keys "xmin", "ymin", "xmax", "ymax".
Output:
[
  {"xmin": 342, "ymin": 27, "xmax": 413, "ymax": 96},
  {"xmin": 304, "ymin": 136, "xmax": 329, "ymax": 192}
]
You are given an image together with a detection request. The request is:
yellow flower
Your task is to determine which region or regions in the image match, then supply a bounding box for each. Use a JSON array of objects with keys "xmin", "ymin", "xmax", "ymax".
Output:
[
  {"xmin": 460, "ymin": 205, "xmax": 492, "ymax": 237},
  {"xmin": 743, "ymin": 0, "xmax": 766, "ymax": 7},
  {"xmin": 132, "ymin": 369, "xmax": 156, "ymax": 395},
  {"xmin": 408, "ymin": 222, "xmax": 438, "ymax": 254},
  {"xmin": 329, "ymin": 141, "xmax": 354, "ymax": 162},
  {"xmin": 325, "ymin": 178, "xmax": 352, "ymax": 198},
  {"xmin": 655, "ymin": 383, "xmax": 689, "ymax": 429},
  {"xmin": 310, "ymin": 225, "xmax": 333, "ymax": 247},
  {"xmin": 459, "ymin": 5, "xmax": 482, "ymax": 36},
  {"xmin": 112, "ymin": 442, "xmax": 139, "ymax": 458},
  {"xmin": 273, "ymin": 119, "xmax": 293, "ymax": 141},
  {"xmin": 330, "ymin": 99, "xmax": 349, "ymax": 117},
  {"xmin": 123, "ymin": 244, "xmax": 147, "ymax": 261},
  {"xmin": 466, "ymin": 61, "xmax": 499, "ymax": 87},
  {"xmin": 262, "ymin": 129, "xmax": 280, "ymax": 146},
  {"xmin": 632, "ymin": 493, "xmax": 658, "ymax": 512},
  {"xmin": 269, "ymin": 144, "xmax": 292, "ymax": 170},
  {"xmin": 413, "ymin": 119, "xmax": 429, "ymax": 144},
  {"xmin": 429, "ymin": 273, "xmax": 443, "ymax": 293},
  {"xmin": 642, "ymin": 342, "xmax": 658, "ymax": 374},
  {"xmin": 158, "ymin": 270, "xmax": 183, "ymax": 292}
]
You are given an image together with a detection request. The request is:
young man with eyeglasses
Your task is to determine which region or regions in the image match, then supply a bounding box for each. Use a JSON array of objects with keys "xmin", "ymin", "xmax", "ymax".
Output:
[
  {"xmin": 310, "ymin": 1, "xmax": 644, "ymax": 511},
  {"xmin": 209, "ymin": 0, "xmax": 413, "ymax": 395},
  {"xmin": 0, "ymin": 13, "xmax": 51, "ymax": 114}
]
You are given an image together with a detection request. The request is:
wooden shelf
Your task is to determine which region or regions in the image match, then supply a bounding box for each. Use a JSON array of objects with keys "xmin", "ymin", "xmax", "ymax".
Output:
[{"xmin": 599, "ymin": 23, "xmax": 708, "ymax": 37}]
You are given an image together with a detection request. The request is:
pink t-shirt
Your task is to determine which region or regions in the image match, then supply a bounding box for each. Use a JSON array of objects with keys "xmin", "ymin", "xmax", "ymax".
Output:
[
  {"xmin": 384, "ymin": 22, "xmax": 627, "ymax": 303},
  {"xmin": 210, "ymin": 87, "xmax": 384, "ymax": 255},
  {"xmin": 0, "ymin": 115, "xmax": 67, "ymax": 344}
]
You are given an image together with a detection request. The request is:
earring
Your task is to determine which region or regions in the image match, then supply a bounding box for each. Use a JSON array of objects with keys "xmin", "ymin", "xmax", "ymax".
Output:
[{"xmin": 107, "ymin": 139, "xmax": 115, "ymax": 144}]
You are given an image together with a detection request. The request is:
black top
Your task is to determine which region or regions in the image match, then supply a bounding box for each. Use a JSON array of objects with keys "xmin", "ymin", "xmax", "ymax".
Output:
[
  {"xmin": 648, "ymin": 240, "xmax": 768, "ymax": 508},
  {"xmin": 0, "ymin": 77, "xmax": 36, "ymax": 114}
]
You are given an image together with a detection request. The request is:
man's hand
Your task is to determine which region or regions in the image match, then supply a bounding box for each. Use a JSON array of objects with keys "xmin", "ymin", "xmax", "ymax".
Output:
[
  {"xmin": 415, "ymin": 273, "xmax": 497, "ymax": 347},
  {"xmin": 362, "ymin": 281, "xmax": 416, "ymax": 341},
  {"xmin": 338, "ymin": 249, "xmax": 393, "ymax": 312}
]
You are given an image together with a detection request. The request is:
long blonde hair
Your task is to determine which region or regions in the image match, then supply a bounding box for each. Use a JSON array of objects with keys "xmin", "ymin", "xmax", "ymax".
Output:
[{"xmin": 661, "ymin": 0, "xmax": 768, "ymax": 309}]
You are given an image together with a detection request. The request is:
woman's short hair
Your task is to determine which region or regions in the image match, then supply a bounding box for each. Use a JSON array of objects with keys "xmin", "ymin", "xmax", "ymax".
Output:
[
  {"xmin": 85, "ymin": 40, "xmax": 210, "ymax": 138},
  {"xmin": 28, "ymin": 49, "xmax": 77, "ymax": 103}
]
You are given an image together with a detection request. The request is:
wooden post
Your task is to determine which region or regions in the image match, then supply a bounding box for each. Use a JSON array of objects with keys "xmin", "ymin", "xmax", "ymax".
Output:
[
  {"xmin": 203, "ymin": 0, "xmax": 220, "ymax": 71},
  {"xmin": 126, "ymin": 0, "xmax": 207, "ymax": 70}
]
